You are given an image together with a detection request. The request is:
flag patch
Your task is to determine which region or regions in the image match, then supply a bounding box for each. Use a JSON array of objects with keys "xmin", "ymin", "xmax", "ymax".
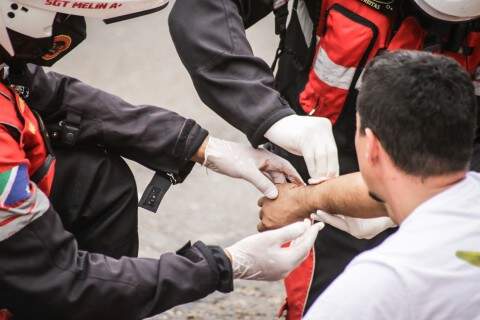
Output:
[{"xmin": 0, "ymin": 165, "xmax": 30, "ymax": 207}]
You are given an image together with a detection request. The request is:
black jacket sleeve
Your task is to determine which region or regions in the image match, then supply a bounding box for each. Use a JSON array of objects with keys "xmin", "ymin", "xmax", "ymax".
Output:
[
  {"xmin": 0, "ymin": 208, "xmax": 233, "ymax": 320},
  {"xmin": 168, "ymin": 0, "xmax": 295, "ymax": 147},
  {"xmin": 14, "ymin": 64, "xmax": 208, "ymax": 176}
]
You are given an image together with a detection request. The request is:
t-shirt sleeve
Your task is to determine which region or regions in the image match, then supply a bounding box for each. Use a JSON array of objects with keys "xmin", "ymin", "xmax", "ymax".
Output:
[{"xmin": 303, "ymin": 260, "xmax": 410, "ymax": 320}]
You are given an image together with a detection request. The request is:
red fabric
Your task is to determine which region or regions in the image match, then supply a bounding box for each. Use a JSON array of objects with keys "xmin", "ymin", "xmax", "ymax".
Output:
[
  {"xmin": 0, "ymin": 309, "xmax": 12, "ymax": 320},
  {"xmin": 283, "ymin": 248, "xmax": 315, "ymax": 320},
  {"xmin": 299, "ymin": 0, "xmax": 391, "ymax": 124},
  {"xmin": 0, "ymin": 87, "xmax": 27, "ymax": 174},
  {"xmin": 387, "ymin": 17, "xmax": 426, "ymax": 51},
  {"xmin": 0, "ymin": 83, "xmax": 55, "ymax": 196}
]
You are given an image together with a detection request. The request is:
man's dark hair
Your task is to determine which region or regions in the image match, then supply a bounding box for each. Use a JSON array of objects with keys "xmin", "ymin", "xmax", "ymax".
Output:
[{"xmin": 357, "ymin": 50, "xmax": 477, "ymax": 177}]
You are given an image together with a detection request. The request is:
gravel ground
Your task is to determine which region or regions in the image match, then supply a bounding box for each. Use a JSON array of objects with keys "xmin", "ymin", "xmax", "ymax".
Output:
[{"xmin": 51, "ymin": 4, "xmax": 285, "ymax": 319}]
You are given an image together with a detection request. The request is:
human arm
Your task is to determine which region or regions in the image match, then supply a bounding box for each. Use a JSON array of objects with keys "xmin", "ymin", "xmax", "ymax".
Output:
[
  {"xmin": 303, "ymin": 261, "xmax": 408, "ymax": 320},
  {"xmin": 11, "ymin": 64, "xmax": 208, "ymax": 180},
  {"xmin": 14, "ymin": 65, "xmax": 303, "ymax": 198},
  {"xmin": 1, "ymin": 194, "xmax": 320, "ymax": 319},
  {"xmin": 0, "ymin": 124, "xmax": 233, "ymax": 318},
  {"xmin": 169, "ymin": 0, "xmax": 339, "ymax": 181},
  {"xmin": 0, "ymin": 208, "xmax": 234, "ymax": 319},
  {"xmin": 169, "ymin": 0, "xmax": 287, "ymax": 146},
  {"xmin": 258, "ymin": 172, "xmax": 388, "ymax": 230}
]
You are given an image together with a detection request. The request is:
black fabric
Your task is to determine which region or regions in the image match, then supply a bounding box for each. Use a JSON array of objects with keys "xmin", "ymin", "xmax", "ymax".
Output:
[
  {"xmin": 169, "ymin": 0, "xmax": 295, "ymax": 147},
  {"xmin": 50, "ymin": 146, "xmax": 140, "ymax": 258},
  {"xmin": 275, "ymin": 0, "xmax": 321, "ymax": 115},
  {"xmin": 205, "ymin": 245, "xmax": 235, "ymax": 293},
  {"xmin": 0, "ymin": 208, "xmax": 227, "ymax": 320},
  {"xmin": 6, "ymin": 15, "xmax": 86, "ymax": 67},
  {"xmin": 8, "ymin": 64, "xmax": 207, "ymax": 179}
]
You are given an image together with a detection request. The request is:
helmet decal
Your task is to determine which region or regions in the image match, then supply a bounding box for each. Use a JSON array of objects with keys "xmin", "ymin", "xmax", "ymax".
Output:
[
  {"xmin": 41, "ymin": 34, "xmax": 72, "ymax": 61},
  {"xmin": 44, "ymin": 1, "xmax": 125, "ymax": 10},
  {"xmin": 0, "ymin": 0, "xmax": 169, "ymax": 65}
]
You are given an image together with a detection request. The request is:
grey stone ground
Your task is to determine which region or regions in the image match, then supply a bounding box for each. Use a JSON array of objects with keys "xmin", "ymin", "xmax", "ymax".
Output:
[{"xmin": 51, "ymin": 4, "xmax": 284, "ymax": 319}]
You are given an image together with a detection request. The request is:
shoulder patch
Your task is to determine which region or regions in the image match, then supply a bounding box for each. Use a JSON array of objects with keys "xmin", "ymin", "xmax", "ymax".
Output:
[{"xmin": 358, "ymin": 0, "xmax": 397, "ymax": 16}]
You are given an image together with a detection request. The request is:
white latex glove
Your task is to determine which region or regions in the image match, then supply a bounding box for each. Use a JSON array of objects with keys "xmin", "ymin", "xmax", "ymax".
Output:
[
  {"xmin": 204, "ymin": 137, "xmax": 304, "ymax": 199},
  {"xmin": 225, "ymin": 219, "xmax": 324, "ymax": 281},
  {"xmin": 265, "ymin": 115, "xmax": 339, "ymax": 184},
  {"xmin": 313, "ymin": 210, "xmax": 396, "ymax": 239}
]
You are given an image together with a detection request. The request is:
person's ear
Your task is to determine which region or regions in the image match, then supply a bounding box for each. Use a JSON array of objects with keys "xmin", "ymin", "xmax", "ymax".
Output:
[{"xmin": 364, "ymin": 128, "xmax": 380, "ymax": 165}]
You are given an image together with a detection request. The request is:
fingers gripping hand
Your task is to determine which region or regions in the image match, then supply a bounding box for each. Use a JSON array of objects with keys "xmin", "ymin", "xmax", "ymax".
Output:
[
  {"xmin": 203, "ymin": 137, "xmax": 304, "ymax": 199},
  {"xmin": 257, "ymin": 184, "xmax": 314, "ymax": 231},
  {"xmin": 264, "ymin": 115, "xmax": 339, "ymax": 183},
  {"xmin": 225, "ymin": 220, "xmax": 324, "ymax": 281}
]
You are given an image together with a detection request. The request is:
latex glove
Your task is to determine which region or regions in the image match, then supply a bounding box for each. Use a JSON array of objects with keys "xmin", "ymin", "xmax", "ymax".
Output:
[
  {"xmin": 204, "ymin": 137, "xmax": 304, "ymax": 199},
  {"xmin": 313, "ymin": 210, "xmax": 396, "ymax": 239},
  {"xmin": 265, "ymin": 115, "xmax": 339, "ymax": 184},
  {"xmin": 225, "ymin": 219, "xmax": 324, "ymax": 281}
]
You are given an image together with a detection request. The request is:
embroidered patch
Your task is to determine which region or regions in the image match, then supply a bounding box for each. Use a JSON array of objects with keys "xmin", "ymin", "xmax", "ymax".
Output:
[
  {"xmin": 358, "ymin": 0, "xmax": 396, "ymax": 16},
  {"xmin": 0, "ymin": 165, "xmax": 30, "ymax": 207}
]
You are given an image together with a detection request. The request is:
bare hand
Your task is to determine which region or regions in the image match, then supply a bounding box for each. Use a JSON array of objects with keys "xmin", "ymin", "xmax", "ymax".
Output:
[{"xmin": 257, "ymin": 184, "xmax": 314, "ymax": 232}]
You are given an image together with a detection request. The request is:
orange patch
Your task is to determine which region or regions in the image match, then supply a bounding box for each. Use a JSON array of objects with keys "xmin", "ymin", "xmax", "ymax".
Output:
[{"xmin": 42, "ymin": 34, "xmax": 72, "ymax": 61}]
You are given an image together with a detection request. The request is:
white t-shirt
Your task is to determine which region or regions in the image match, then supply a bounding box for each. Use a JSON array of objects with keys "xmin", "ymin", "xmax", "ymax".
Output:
[{"xmin": 304, "ymin": 172, "xmax": 480, "ymax": 320}]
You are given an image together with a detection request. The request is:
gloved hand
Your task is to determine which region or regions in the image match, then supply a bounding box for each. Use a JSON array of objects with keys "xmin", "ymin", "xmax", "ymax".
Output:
[
  {"xmin": 225, "ymin": 219, "xmax": 324, "ymax": 281},
  {"xmin": 313, "ymin": 210, "xmax": 396, "ymax": 239},
  {"xmin": 203, "ymin": 137, "xmax": 304, "ymax": 199},
  {"xmin": 265, "ymin": 115, "xmax": 339, "ymax": 184}
]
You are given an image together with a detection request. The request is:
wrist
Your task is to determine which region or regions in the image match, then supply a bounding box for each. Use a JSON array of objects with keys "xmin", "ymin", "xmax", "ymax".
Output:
[
  {"xmin": 191, "ymin": 135, "xmax": 209, "ymax": 164},
  {"xmin": 301, "ymin": 184, "xmax": 323, "ymax": 213}
]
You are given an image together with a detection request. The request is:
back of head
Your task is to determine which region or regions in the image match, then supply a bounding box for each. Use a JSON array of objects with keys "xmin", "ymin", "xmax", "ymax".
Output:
[{"xmin": 357, "ymin": 51, "xmax": 477, "ymax": 178}]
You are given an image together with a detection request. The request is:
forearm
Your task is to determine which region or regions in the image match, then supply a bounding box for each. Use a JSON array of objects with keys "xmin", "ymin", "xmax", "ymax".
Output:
[
  {"xmin": 169, "ymin": 0, "xmax": 294, "ymax": 146},
  {"xmin": 307, "ymin": 172, "xmax": 387, "ymax": 218},
  {"xmin": 0, "ymin": 208, "xmax": 233, "ymax": 319},
  {"xmin": 23, "ymin": 65, "xmax": 208, "ymax": 174}
]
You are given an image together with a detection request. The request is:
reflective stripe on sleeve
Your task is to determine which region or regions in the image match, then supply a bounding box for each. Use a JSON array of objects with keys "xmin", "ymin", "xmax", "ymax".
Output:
[
  {"xmin": 0, "ymin": 183, "xmax": 49, "ymax": 241},
  {"xmin": 297, "ymin": 0, "xmax": 313, "ymax": 47},
  {"xmin": 273, "ymin": 0, "xmax": 288, "ymax": 10},
  {"xmin": 474, "ymin": 81, "xmax": 480, "ymax": 96},
  {"xmin": 313, "ymin": 47, "xmax": 356, "ymax": 90}
]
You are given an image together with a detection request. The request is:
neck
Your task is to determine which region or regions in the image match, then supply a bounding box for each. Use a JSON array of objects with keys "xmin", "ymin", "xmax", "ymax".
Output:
[{"xmin": 383, "ymin": 170, "xmax": 466, "ymax": 224}]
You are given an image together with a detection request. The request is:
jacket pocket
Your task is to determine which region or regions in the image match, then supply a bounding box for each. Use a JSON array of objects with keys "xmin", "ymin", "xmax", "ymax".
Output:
[{"xmin": 299, "ymin": 3, "xmax": 379, "ymax": 124}]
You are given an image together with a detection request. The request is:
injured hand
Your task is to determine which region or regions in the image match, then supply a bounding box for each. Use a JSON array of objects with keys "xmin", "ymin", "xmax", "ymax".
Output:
[
  {"xmin": 225, "ymin": 219, "xmax": 324, "ymax": 281},
  {"xmin": 257, "ymin": 183, "xmax": 315, "ymax": 232}
]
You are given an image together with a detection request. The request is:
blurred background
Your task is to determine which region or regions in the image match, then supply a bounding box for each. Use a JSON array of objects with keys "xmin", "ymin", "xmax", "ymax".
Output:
[{"xmin": 50, "ymin": 3, "xmax": 283, "ymax": 319}]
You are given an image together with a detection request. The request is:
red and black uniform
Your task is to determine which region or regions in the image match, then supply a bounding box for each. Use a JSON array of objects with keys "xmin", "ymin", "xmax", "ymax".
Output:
[
  {"xmin": 0, "ymin": 65, "xmax": 233, "ymax": 319},
  {"xmin": 169, "ymin": 0, "xmax": 480, "ymax": 318}
]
